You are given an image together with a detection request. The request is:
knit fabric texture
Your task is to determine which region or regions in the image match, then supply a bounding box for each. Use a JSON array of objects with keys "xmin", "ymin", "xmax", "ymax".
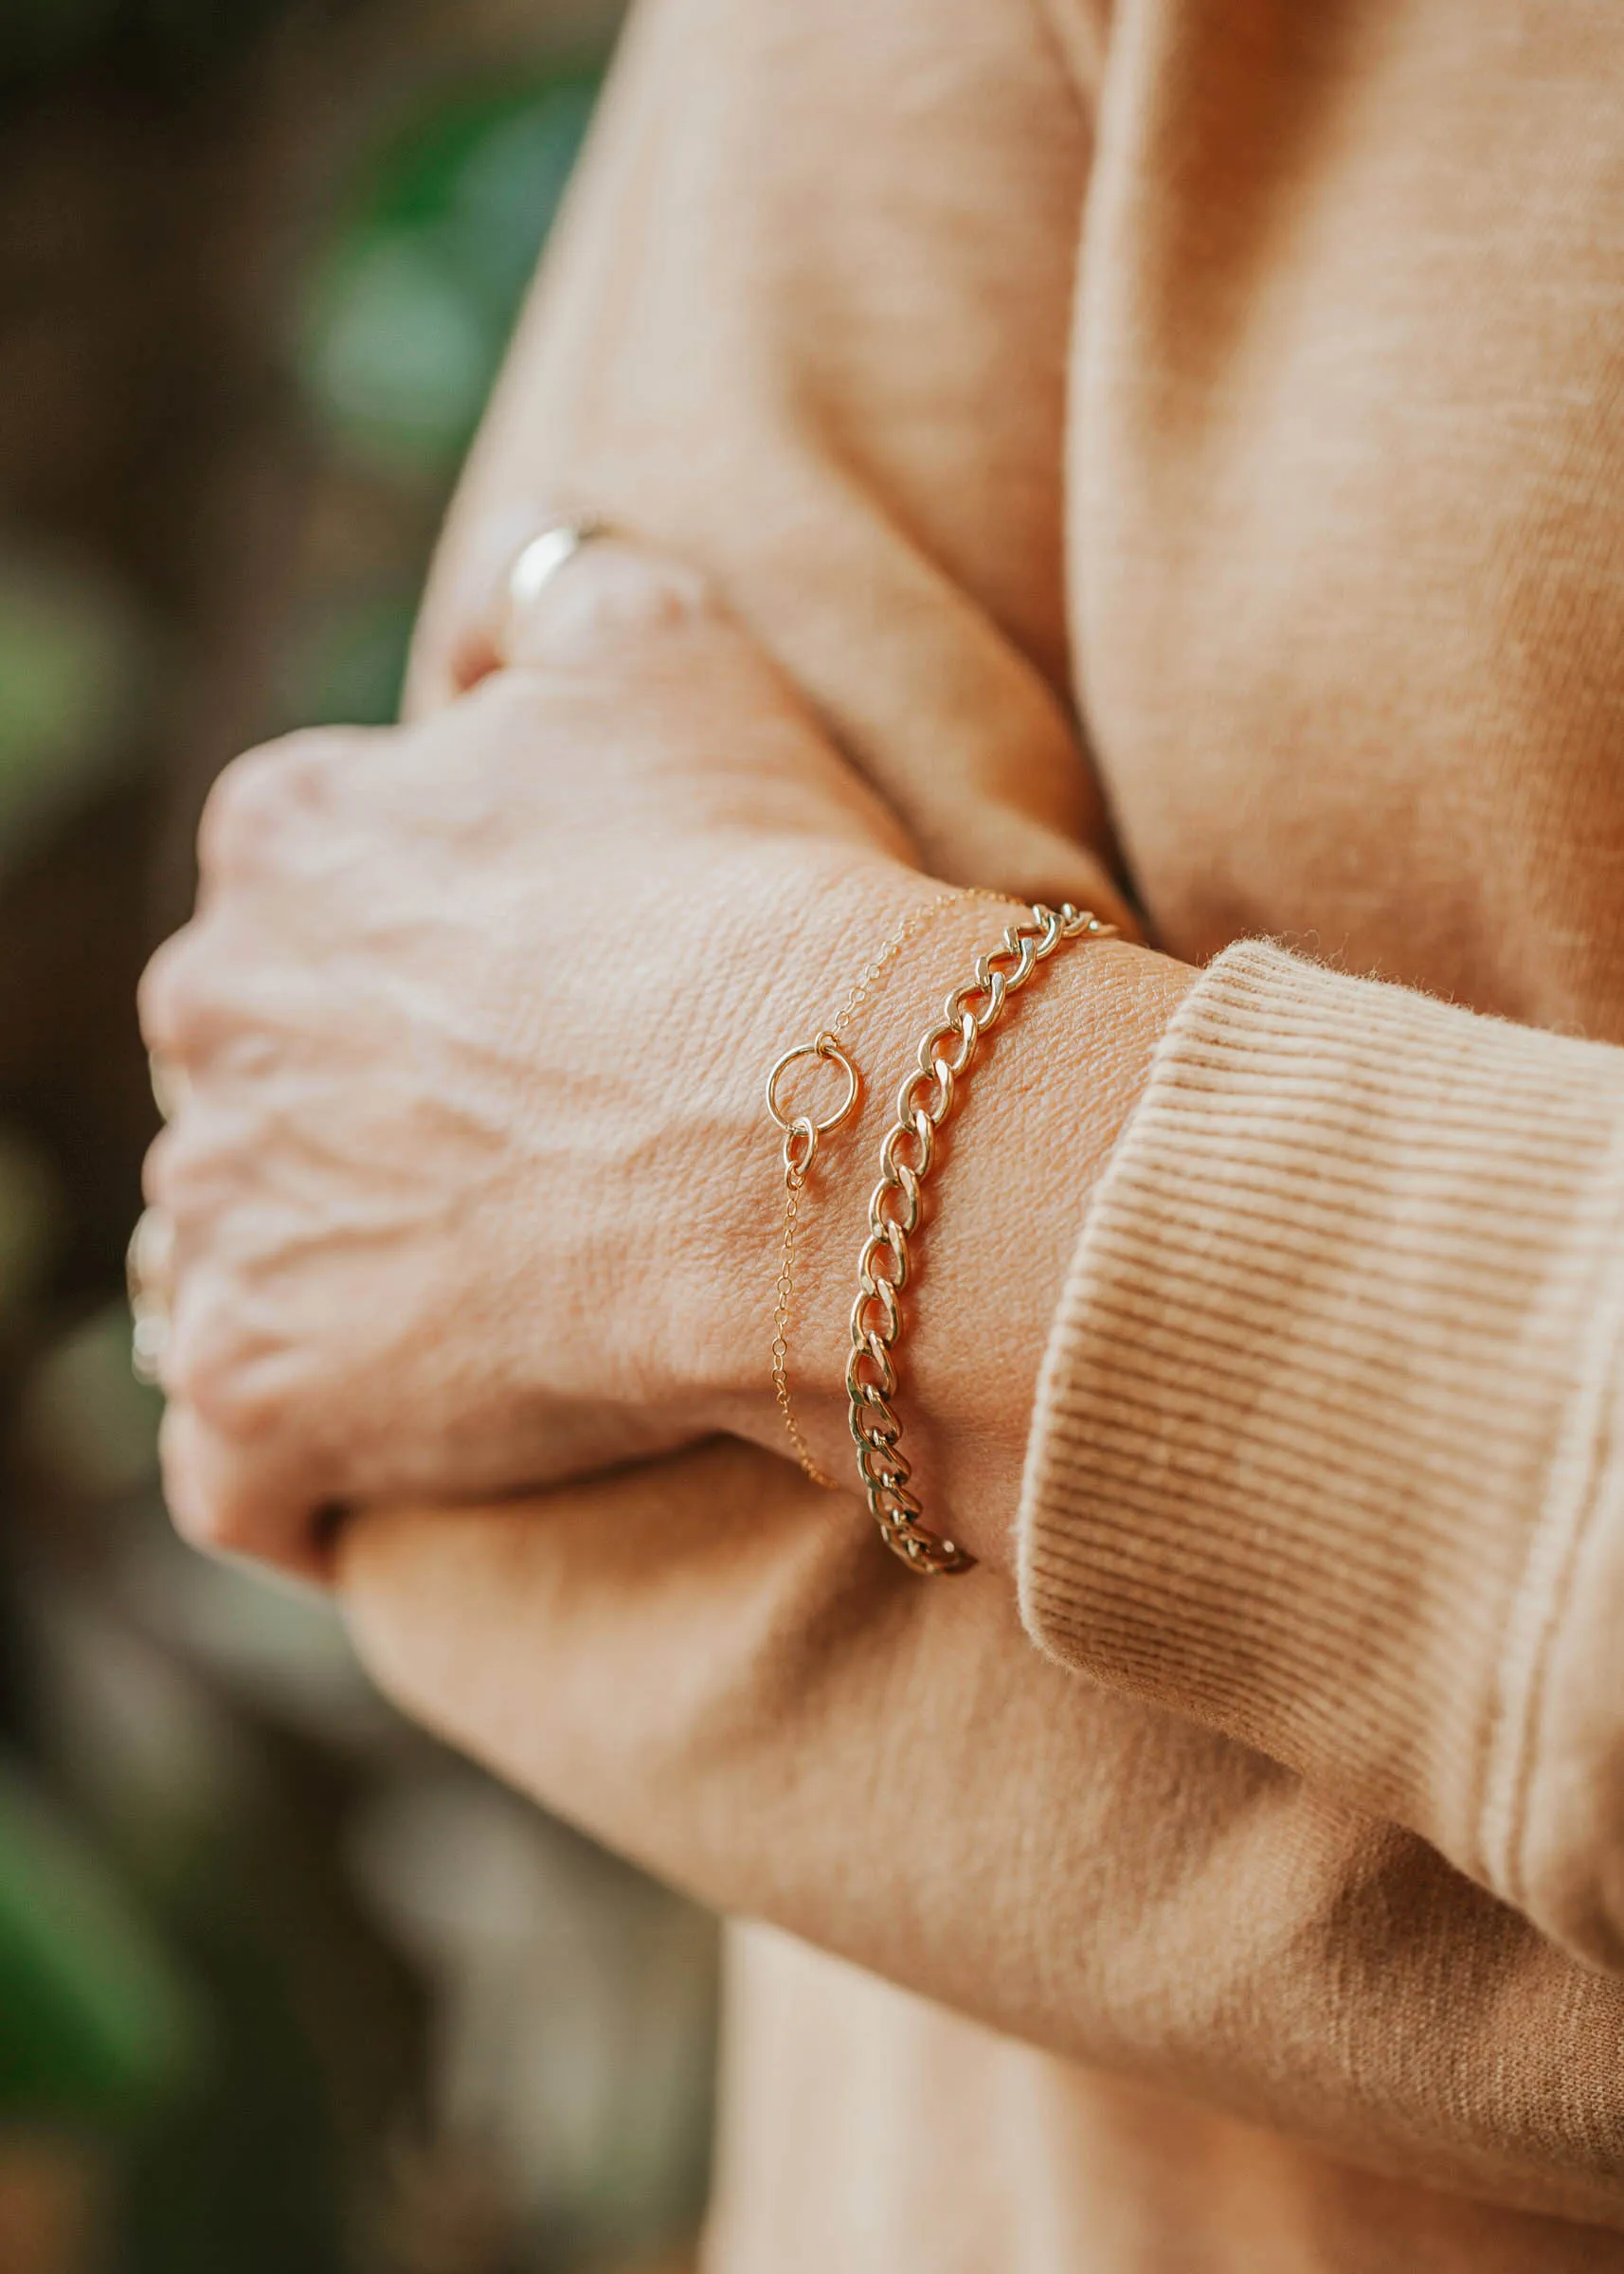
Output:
[{"xmin": 401, "ymin": 0, "xmax": 1624, "ymax": 2265}]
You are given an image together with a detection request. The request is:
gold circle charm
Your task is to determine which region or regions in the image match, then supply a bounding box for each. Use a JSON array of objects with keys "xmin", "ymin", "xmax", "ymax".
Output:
[{"xmin": 763, "ymin": 1031, "xmax": 860, "ymax": 1139}]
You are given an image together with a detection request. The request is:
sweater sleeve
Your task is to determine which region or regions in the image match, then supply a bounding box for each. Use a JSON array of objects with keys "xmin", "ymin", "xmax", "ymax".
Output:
[
  {"xmin": 1020, "ymin": 939, "xmax": 1624, "ymax": 1974},
  {"xmin": 345, "ymin": 1436, "xmax": 1624, "ymax": 2230},
  {"xmin": 373, "ymin": 0, "xmax": 1624, "ymax": 2219}
]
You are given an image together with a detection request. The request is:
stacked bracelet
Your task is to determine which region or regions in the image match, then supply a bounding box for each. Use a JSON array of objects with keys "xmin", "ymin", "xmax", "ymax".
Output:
[
  {"xmin": 764, "ymin": 889, "xmax": 1007, "ymax": 1489},
  {"xmin": 849, "ymin": 902, "xmax": 1116, "ymax": 1576},
  {"xmin": 765, "ymin": 893, "xmax": 1115, "ymax": 1578}
]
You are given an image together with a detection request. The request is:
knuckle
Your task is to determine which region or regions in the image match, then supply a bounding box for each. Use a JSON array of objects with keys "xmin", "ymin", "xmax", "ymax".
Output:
[
  {"xmin": 162, "ymin": 1452, "xmax": 268, "ymax": 1560},
  {"xmin": 195, "ymin": 769, "xmax": 264, "ymax": 886},
  {"xmin": 159, "ymin": 1392, "xmax": 316, "ymax": 1569},
  {"xmin": 163, "ymin": 1467, "xmax": 236, "ymax": 1554},
  {"xmin": 138, "ymin": 930, "xmax": 210, "ymax": 1057},
  {"xmin": 582, "ymin": 552, "xmax": 713, "ymax": 633},
  {"xmin": 140, "ymin": 1126, "xmax": 177, "ymax": 1211},
  {"xmin": 156, "ymin": 1403, "xmax": 226, "ymax": 1553},
  {"xmin": 466, "ymin": 664, "xmax": 552, "ymax": 742},
  {"xmin": 196, "ymin": 731, "xmax": 341, "ymax": 883},
  {"xmin": 514, "ymin": 545, "xmax": 717, "ymax": 665},
  {"xmin": 166, "ymin": 1308, "xmax": 280, "ymax": 1447}
]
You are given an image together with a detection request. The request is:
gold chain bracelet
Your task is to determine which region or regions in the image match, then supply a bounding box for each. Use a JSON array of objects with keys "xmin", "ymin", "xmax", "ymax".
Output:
[
  {"xmin": 848, "ymin": 902, "xmax": 1118, "ymax": 1576},
  {"xmin": 764, "ymin": 889, "xmax": 1010, "ymax": 1489}
]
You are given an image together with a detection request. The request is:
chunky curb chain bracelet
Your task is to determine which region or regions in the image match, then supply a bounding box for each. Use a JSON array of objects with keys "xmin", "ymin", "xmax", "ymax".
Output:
[{"xmin": 848, "ymin": 902, "xmax": 1117, "ymax": 1576}]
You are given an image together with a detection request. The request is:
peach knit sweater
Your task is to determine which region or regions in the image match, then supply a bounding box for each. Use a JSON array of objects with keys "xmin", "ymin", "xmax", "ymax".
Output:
[{"xmin": 432, "ymin": 0, "xmax": 1624, "ymax": 2263}]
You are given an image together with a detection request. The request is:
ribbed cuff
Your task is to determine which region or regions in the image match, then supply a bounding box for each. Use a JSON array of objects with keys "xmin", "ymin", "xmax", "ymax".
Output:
[{"xmin": 1017, "ymin": 940, "xmax": 1624, "ymax": 1958}]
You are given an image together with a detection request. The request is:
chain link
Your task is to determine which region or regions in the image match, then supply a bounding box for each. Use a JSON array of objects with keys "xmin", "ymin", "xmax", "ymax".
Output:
[
  {"xmin": 770, "ymin": 1130, "xmax": 842, "ymax": 1486},
  {"xmin": 846, "ymin": 902, "xmax": 1118, "ymax": 1575},
  {"xmin": 767, "ymin": 888, "xmax": 1011, "ymax": 1489}
]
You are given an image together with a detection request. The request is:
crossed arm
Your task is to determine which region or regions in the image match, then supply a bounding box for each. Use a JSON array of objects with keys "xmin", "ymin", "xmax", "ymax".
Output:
[{"xmin": 139, "ymin": 0, "xmax": 1624, "ymax": 2225}]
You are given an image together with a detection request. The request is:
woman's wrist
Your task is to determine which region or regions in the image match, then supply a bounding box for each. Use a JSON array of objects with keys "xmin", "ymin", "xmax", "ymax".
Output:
[
  {"xmin": 716, "ymin": 892, "xmax": 1193, "ymax": 1572},
  {"xmin": 627, "ymin": 851, "xmax": 943, "ymax": 1418}
]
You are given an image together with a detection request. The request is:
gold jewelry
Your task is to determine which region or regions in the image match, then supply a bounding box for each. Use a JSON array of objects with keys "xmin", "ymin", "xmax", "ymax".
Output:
[
  {"xmin": 848, "ymin": 902, "xmax": 1118, "ymax": 1576},
  {"xmin": 127, "ymin": 1206, "xmax": 174, "ymax": 1386},
  {"xmin": 766, "ymin": 1032, "xmax": 862, "ymax": 1487},
  {"xmin": 765, "ymin": 889, "xmax": 1010, "ymax": 1489}
]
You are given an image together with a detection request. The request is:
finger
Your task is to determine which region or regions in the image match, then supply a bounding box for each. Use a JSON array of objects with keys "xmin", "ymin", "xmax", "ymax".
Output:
[
  {"xmin": 194, "ymin": 729, "xmax": 384, "ymax": 892},
  {"xmin": 137, "ymin": 928, "xmax": 203, "ymax": 1063},
  {"xmin": 404, "ymin": 497, "xmax": 568, "ymax": 713},
  {"xmin": 405, "ymin": 500, "xmax": 663, "ymax": 708},
  {"xmin": 159, "ymin": 1398, "xmax": 335, "ymax": 1584},
  {"xmin": 415, "ymin": 507, "xmax": 716, "ymax": 713},
  {"xmin": 502, "ymin": 537, "xmax": 713, "ymax": 672}
]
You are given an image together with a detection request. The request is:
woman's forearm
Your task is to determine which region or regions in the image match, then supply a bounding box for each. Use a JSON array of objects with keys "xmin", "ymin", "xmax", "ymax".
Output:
[
  {"xmin": 145, "ymin": 0, "xmax": 1624, "ymax": 2219},
  {"xmin": 341, "ymin": 1439, "xmax": 1624, "ymax": 2232},
  {"xmin": 389, "ymin": 0, "xmax": 1624, "ymax": 2010},
  {"xmin": 705, "ymin": 900, "xmax": 1195, "ymax": 1575}
]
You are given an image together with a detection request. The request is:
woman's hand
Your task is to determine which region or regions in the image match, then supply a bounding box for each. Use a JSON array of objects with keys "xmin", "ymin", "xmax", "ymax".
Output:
[{"xmin": 138, "ymin": 543, "xmax": 925, "ymax": 1573}]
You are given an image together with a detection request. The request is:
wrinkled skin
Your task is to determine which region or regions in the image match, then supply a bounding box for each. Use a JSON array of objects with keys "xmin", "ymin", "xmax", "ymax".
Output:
[{"xmin": 139, "ymin": 547, "xmax": 924, "ymax": 1571}]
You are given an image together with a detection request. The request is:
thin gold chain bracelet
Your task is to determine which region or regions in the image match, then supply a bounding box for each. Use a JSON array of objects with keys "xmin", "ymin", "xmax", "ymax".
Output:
[
  {"xmin": 848, "ymin": 901, "xmax": 1118, "ymax": 1576},
  {"xmin": 763, "ymin": 888, "xmax": 1010, "ymax": 1489}
]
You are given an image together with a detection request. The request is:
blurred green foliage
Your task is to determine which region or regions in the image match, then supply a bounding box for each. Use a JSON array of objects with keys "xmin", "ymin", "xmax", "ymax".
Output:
[
  {"xmin": 303, "ymin": 79, "xmax": 596, "ymax": 478},
  {"xmin": 0, "ymin": 555, "xmax": 150, "ymax": 877},
  {"xmin": 0, "ymin": 1770, "xmax": 199, "ymax": 2124},
  {"xmin": 284, "ymin": 74, "xmax": 596, "ymax": 728},
  {"xmin": 0, "ymin": 12, "xmax": 720, "ymax": 2266},
  {"xmin": 18, "ymin": 1304, "xmax": 162, "ymax": 1502}
]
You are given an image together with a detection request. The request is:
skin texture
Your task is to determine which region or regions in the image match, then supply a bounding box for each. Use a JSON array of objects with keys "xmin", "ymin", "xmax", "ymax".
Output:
[{"xmin": 138, "ymin": 539, "xmax": 1189, "ymax": 1579}]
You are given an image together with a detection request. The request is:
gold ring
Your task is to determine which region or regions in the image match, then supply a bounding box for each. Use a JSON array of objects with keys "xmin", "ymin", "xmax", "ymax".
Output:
[{"xmin": 127, "ymin": 1207, "xmax": 174, "ymax": 1386}]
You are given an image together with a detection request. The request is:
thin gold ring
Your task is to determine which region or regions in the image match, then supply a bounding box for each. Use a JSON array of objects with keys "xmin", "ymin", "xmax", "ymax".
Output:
[{"xmin": 127, "ymin": 1207, "xmax": 174, "ymax": 1386}]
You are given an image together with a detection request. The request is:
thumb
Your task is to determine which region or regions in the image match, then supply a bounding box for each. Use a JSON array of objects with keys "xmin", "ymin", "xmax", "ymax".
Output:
[
  {"xmin": 414, "ymin": 507, "xmax": 713, "ymax": 711},
  {"xmin": 503, "ymin": 526, "xmax": 714, "ymax": 671}
]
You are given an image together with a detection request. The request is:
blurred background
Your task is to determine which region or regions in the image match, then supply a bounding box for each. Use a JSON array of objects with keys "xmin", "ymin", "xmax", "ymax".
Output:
[{"xmin": 0, "ymin": 3, "xmax": 723, "ymax": 2268}]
